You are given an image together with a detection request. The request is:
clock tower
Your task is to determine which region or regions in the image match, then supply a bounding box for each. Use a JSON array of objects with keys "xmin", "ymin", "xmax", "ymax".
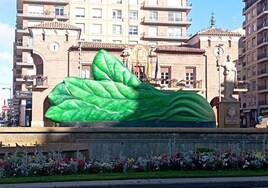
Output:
[{"xmin": 28, "ymin": 21, "xmax": 81, "ymax": 127}]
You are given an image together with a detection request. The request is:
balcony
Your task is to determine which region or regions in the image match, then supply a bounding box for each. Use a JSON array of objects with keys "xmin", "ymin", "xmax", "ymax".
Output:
[
  {"xmin": 141, "ymin": 32, "xmax": 189, "ymax": 41},
  {"xmin": 15, "ymin": 74, "xmax": 34, "ymax": 82},
  {"xmin": 23, "ymin": 0, "xmax": 69, "ymax": 4},
  {"xmin": 257, "ymin": 53, "xmax": 268, "ymax": 61},
  {"xmin": 141, "ymin": 16, "xmax": 191, "ymax": 27},
  {"xmin": 258, "ymin": 84, "xmax": 268, "ymax": 93},
  {"xmin": 140, "ymin": 1, "xmax": 192, "ymax": 13},
  {"xmin": 15, "ymin": 58, "xmax": 34, "ymax": 67},
  {"xmin": 243, "ymin": 0, "xmax": 258, "ymax": 14},
  {"xmin": 25, "ymin": 75, "xmax": 48, "ymax": 89},
  {"xmin": 257, "ymin": 5, "xmax": 268, "ymax": 15},
  {"xmin": 257, "ymin": 69, "xmax": 268, "ymax": 78},
  {"xmin": 15, "ymin": 41, "xmax": 33, "ymax": 51},
  {"xmin": 15, "ymin": 90, "xmax": 32, "ymax": 99},
  {"xmin": 17, "ymin": 9, "xmax": 69, "ymax": 21},
  {"xmin": 259, "ymin": 100, "xmax": 268, "ymax": 106},
  {"xmin": 16, "ymin": 24, "xmax": 29, "ymax": 34},
  {"xmin": 151, "ymin": 79, "xmax": 203, "ymax": 92}
]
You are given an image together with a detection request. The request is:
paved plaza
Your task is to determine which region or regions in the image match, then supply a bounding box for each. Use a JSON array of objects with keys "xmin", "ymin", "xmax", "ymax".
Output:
[{"xmin": 2, "ymin": 176, "xmax": 268, "ymax": 188}]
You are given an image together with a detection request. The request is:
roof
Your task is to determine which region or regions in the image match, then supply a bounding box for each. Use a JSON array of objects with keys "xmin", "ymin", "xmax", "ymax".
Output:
[
  {"xmin": 28, "ymin": 21, "xmax": 81, "ymax": 31},
  {"xmin": 70, "ymin": 42, "xmax": 205, "ymax": 53},
  {"xmin": 195, "ymin": 27, "xmax": 242, "ymax": 37}
]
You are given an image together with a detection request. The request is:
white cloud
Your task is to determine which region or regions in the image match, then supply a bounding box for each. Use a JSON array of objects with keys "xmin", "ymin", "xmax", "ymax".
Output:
[
  {"xmin": 0, "ymin": 22, "xmax": 14, "ymax": 86},
  {"xmin": 0, "ymin": 23, "xmax": 14, "ymax": 51},
  {"xmin": 0, "ymin": 52, "xmax": 13, "ymax": 63}
]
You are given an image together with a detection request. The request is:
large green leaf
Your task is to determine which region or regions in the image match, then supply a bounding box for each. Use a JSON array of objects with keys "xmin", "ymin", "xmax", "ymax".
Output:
[{"xmin": 45, "ymin": 50, "xmax": 216, "ymax": 123}]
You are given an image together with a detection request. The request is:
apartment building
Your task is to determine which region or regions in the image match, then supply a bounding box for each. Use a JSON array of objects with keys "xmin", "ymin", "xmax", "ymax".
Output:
[
  {"xmin": 239, "ymin": 0, "xmax": 268, "ymax": 127},
  {"xmin": 14, "ymin": 0, "xmax": 192, "ymax": 126}
]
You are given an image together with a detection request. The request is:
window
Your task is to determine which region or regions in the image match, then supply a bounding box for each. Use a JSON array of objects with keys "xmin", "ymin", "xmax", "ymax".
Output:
[
  {"xmin": 28, "ymin": 5, "xmax": 44, "ymax": 15},
  {"xmin": 252, "ymin": 22, "xmax": 257, "ymax": 32},
  {"xmin": 91, "ymin": 0, "xmax": 102, "ymax": 3},
  {"xmin": 168, "ymin": 27, "xmax": 182, "ymax": 37},
  {"xmin": 81, "ymin": 65, "xmax": 91, "ymax": 79},
  {"xmin": 148, "ymin": 0, "xmax": 157, "ymax": 5},
  {"xmin": 129, "ymin": 0, "xmax": 138, "ymax": 5},
  {"xmin": 168, "ymin": 0, "xmax": 181, "ymax": 6},
  {"xmin": 75, "ymin": 7, "xmax": 85, "ymax": 17},
  {"xmin": 92, "ymin": 8, "xmax": 102, "ymax": 18},
  {"xmin": 27, "ymin": 21, "xmax": 42, "ymax": 26},
  {"xmin": 228, "ymin": 40, "xmax": 231, "ymax": 48},
  {"xmin": 134, "ymin": 65, "xmax": 145, "ymax": 81},
  {"xmin": 129, "ymin": 25, "xmax": 138, "ymax": 35},
  {"xmin": 65, "ymin": 34, "xmax": 68, "ymax": 42},
  {"xmin": 160, "ymin": 67, "xmax": 171, "ymax": 86},
  {"xmin": 168, "ymin": 11, "xmax": 182, "ymax": 22},
  {"xmin": 55, "ymin": 6, "xmax": 64, "ymax": 16},
  {"xmin": 92, "ymin": 39, "xmax": 102, "ymax": 42},
  {"xmin": 112, "ymin": 9, "xmax": 122, "ymax": 19},
  {"xmin": 208, "ymin": 39, "xmax": 211, "ymax": 47},
  {"xmin": 112, "ymin": 0, "xmax": 122, "ymax": 3},
  {"xmin": 149, "ymin": 11, "xmax": 158, "ymax": 21},
  {"xmin": 185, "ymin": 67, "xmax": 196, "ymax": 87},
  {"xmin": 252, "ymin": 37, "xmax": 257, "ymax": 46},
  {"xmin": 112, "ymin": 25, "xmax": 122, "ymax": 35},
  {"xmin": 42, "ymin": 33, "xmax": 45, "ymax": 41},
  {"xmin": 75, "ymin": 23, "xmax": 85, "ymax": 33},
  {"xmin": 149, "ymin": 26, "xmax": 157, "ymax": 36},
  {"xmin": 91, "ymin": 24, "xmax": 102, "ymax": 34},
  {"xmin": 112, "ymin": 40, "xmax": 122, "ymax": 43},
  {"xmin": 129, "ymin": 41, "xmax": 138, "ymax": 44},
  {"xmin": 129, "ymin": 10, "xmax": 138, "ymax": 20},
  {"xmin": 252, "ymin": 8, "xmax": 257, "ymax": 17}
]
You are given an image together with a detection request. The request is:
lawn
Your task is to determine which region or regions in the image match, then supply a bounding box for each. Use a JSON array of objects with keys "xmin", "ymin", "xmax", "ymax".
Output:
[{"xmin": 1, "ymin": 169, "xmax": 268, "ymax": 184}]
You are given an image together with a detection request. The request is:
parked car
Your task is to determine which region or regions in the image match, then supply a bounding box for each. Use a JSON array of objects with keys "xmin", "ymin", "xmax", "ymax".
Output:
[{"xmin": 0, "ymin": 120, "xmax": 7, "ymax": 127}]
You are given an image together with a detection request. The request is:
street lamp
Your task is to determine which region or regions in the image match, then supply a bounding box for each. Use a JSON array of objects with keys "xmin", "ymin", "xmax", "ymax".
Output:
[
  {"xmin": 2, "ymin": 87, "xmax": 11, "ymax": 99},
  {"xmin": 213, "ymin": 44, "xmax": 224, "ymax": 103}
]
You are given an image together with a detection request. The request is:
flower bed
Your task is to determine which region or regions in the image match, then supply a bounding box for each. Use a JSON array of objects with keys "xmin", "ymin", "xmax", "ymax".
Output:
[{"xmin": 1, "ymin": 147, "xmax": 268, "ymax": 178}]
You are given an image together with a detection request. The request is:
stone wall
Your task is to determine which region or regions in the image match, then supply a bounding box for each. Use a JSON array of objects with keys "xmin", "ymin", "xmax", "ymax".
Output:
[{"xmin": 0, "ymin": 127, "xmax": 267, "ymax": 161}]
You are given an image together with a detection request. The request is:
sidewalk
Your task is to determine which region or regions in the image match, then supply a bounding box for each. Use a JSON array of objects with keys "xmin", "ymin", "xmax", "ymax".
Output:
[{"xmin": 2, "ymin": 176, "xmax": 268, "ymax": 188}]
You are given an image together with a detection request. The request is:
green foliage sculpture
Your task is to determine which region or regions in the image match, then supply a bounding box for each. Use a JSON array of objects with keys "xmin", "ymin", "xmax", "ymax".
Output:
[{"xmin": 45, "ymin": 49, "xmax": 215, "ymax": 126}]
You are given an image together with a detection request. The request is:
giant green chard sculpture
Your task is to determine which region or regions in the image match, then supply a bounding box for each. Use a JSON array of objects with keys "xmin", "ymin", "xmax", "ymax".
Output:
[{"xmin": 45, "ymin": 49, "xmax": 215, "ymax": 125}]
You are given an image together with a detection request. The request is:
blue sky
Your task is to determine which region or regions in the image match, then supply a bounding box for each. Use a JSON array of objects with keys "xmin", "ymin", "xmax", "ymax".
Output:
[{"xmin": 0, "ymin": 0, "xmax": 244, "ymax": 100}]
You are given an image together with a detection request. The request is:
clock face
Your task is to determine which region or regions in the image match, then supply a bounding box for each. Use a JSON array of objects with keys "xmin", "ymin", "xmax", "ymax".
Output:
[{"xmin": 49, "ymin": 42, "xmax": 60, "ymax": 52}]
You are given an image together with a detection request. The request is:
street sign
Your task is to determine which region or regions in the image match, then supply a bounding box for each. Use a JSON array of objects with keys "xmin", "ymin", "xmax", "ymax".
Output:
[{"xmin": 2, "ymin": 105, "xmax": 8, "ymax": 111}]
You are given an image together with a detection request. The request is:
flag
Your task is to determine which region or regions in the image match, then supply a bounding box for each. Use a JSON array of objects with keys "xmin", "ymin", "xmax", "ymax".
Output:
[{"xmin": 154, "ymin": 56, "xmax": 159, "ymax": 79}]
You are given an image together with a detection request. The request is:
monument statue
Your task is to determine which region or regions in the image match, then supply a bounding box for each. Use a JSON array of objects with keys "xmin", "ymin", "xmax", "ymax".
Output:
[
  {"xmin": 221, "ymin": 55, "xmax": 237, "ymax": 101},
  {"xmin": 121, "ymin": 45, "xmax": 131, "ymax": 69},
  {"xmin": 45, "ymin": 49, "xmax": 215, "ymax": 126}
]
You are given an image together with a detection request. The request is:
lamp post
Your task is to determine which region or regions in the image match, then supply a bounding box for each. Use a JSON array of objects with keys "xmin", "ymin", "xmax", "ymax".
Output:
[
  {"xmin": 213, "ymin": 44, "xmax": 224, "ymax": 103},
  {"xmin": 78, "ymin": 40, "xmax": 83, "ymax": 78},
  {"xmin": 2, "ymin": 87, "xmax": 11, "ymax": 99}
]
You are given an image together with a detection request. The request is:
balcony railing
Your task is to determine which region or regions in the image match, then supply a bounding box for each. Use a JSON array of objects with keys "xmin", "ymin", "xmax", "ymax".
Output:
[
  {"xmin": 15, "ymin": 58, "xmax": 34, "ymax": 67},
  {"xmin": 258, "ymin": 69, "xmax": 268, "ymax": 76},
  {"xmin": 141, "ymin": 16, "xmax": 191, "ymax": 25},
  {"xmin": 25, "ymin": 75, "xmax": 48, "ymax": 89},
  {"xmin": 257, "ymin": 5, "xmax": 268, "ymax": 15},
  {"xmin": 15, "ymin": 41, "xmax": 33, "ymax": 50},
  {"xmin": 258, "ymin": 53, "xmax": 268, "ymax": 60},
  {"xmin": 22, "ymin": 0, "xmax": 69, "ymax": 4},
  {"xmin": 141, "ymin": 32, "xmax": 189, "ymax": 40},
  {"xmin": 17, "ymin": 9, "xmax": 69, "ymax": 20},
  {"xmin": 243, "ymin": 0, "xmax": 258, "ymax": 13},
  {"xmin": 15, "ymin": 74, "xmax": 34, "ymax": 82},
  {"xmin": 258, "ymin": 85, "xmax": 268, "ymax": 91},
  {"xmin": 141, "ymin": 1, "xmax": 192, "ymax": 12},
  {"xmin": 259, "ymin": 100, "xmax": 268, "ymax": 105}
]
